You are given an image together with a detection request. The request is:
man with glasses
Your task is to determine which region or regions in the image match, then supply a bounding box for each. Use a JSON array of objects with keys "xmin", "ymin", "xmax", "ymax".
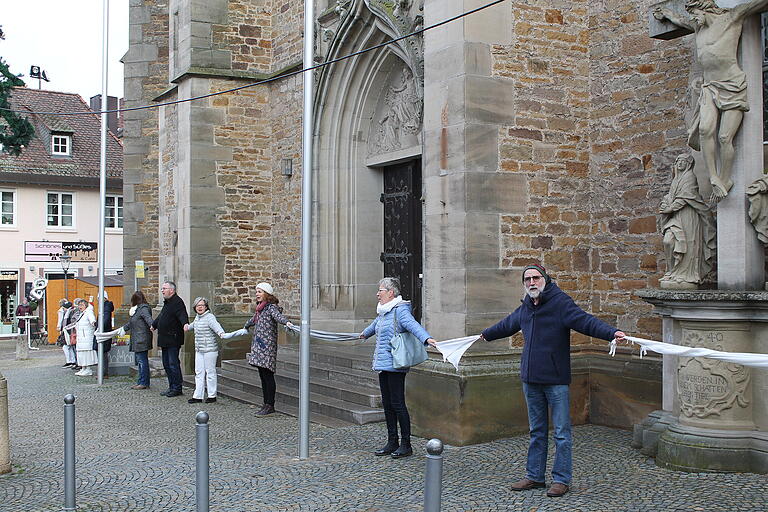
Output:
[
  {"xmin": 151, "ymin": 281, "xmax": 188, "ymax": 397},
  {"xmin": 480, "ymin": 264, "xmax": 625, "ymax": 498}
]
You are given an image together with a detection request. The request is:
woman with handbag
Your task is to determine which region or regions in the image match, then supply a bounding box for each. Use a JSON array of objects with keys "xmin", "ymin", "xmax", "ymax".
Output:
[
  {"xmin": 243, "ymin": 283, "xmax": 293, "ymax": 416},
  {"xmin": 359, "ymin": 277, "xmax": 436, "ymax": 459}
]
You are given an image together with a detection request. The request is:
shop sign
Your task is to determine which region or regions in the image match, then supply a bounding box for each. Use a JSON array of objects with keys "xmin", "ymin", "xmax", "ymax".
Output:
[{"xmin": 24, "ymin": 241, "xmax": 98, "ymax": 262}]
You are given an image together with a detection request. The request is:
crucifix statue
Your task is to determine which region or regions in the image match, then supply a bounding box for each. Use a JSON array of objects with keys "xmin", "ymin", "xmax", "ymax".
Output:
[
  {"xmin": 650, "ymin": 0, "xmax": 766, "ymax": 289},
  {"xmin": 653, "ymin": 0, "xmax": 768, "ymax": 202}
]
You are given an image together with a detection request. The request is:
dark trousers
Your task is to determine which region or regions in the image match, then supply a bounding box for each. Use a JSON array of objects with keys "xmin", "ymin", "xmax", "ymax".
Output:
[
  {"xmin": 161, "ymin": 346, "xmax": 182, "ymax": 393},
  {"xmin": 257, "ymin": 367, "xmax": 276, "ymax": 406},
  {"xmin": 378, "ymin": 371, "xmax": 410, "ymax": 443}
]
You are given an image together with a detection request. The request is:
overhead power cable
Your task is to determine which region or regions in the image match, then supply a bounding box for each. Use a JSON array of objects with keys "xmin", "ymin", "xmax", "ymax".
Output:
[{"xmin": 0, "ymin": 0, "xmax": 507, "ymax": 116}]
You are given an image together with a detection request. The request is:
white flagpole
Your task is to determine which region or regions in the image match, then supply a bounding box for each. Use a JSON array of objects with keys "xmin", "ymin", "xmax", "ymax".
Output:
[
  {"xmin": 96, "ymin": 0, "xmax": 109, "ymax": 386},
  {"xmin": 298, "ymin": 0, "xmax": 315, "ymax": 459}
]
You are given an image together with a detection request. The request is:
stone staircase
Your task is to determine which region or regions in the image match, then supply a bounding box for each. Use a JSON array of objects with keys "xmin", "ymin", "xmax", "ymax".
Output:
[{"xmin": 183, "ymin": 341, "xmax": 384, "ymax": 427}]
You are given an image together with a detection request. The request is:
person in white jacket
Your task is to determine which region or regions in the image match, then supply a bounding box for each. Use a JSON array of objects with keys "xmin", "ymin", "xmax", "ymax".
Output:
[
  {"xmin": 184, "ymin": 297, "xmax": 245, "ymax": 404},
  {"xmin": 71, "ymin": 298, "xmax": 98, "ymax": 376}
]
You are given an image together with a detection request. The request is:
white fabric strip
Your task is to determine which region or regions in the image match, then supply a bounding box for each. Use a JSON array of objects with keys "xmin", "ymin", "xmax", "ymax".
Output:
[
  {"xmin": 434, "ymin": 336, "xmax": 481, "ymax": 371},
  {"xmin": 610, "ymin": 335, "xmax": 768, "ymax": 369}
]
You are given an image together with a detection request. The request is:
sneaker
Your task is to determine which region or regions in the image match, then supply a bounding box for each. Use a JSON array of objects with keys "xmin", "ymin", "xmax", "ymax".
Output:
[
  {"xmin": 78, "ymin": 368, "xmax": 93, "ymax": 377},
  {"xmin": 510, "ymin": 478, "xmax": 546, "ymax": 491},
  {"xmin": 62, "ymin": 363, "xmax": 73, "ymax": 368},
  {"xmin": 255, "ymin": 404, "xmax": 275, "ymax": 416}
]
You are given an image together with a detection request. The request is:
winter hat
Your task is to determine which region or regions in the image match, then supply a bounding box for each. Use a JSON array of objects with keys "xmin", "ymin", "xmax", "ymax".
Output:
[
  {"xmin": 522, "ymin": 264, "xmax": 551, "ymax": 285},
  {"xmin": 256, "ymin": 282, "xmax": 274, "ymax": 296}
]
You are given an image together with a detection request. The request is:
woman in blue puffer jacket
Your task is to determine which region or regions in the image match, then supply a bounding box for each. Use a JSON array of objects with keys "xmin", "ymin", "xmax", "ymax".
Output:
[{"xmin": 360, "ymin": 277, "xmax": 436, "ymax": 459}]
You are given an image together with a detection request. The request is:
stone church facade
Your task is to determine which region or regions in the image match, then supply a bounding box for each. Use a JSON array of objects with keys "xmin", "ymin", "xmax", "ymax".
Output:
[{"xmin": 122, "ymin": 0, "xmax": 709, "ymax": 442}]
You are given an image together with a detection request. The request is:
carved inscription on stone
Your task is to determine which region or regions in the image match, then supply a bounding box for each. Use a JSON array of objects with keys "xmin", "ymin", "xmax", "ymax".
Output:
[{"xmin": 677, "ymin": 330, "xmax": 750, "ymax": 419}]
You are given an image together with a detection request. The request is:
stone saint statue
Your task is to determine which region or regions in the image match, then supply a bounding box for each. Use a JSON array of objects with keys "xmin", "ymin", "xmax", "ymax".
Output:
[
  {"xmin": 659, "ymin": 154, "xmax": 716, "ymax": 289},
  {"xmin": 747, "ymin": 174, "xmax": 768, "ymax": 244},
  {"xmin": 654, "ymin": 0, "xmax": 768, "ymax": 201}
]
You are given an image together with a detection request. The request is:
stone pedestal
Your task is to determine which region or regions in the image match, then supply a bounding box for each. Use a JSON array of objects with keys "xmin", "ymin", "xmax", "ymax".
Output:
[
  {"xmin": 635, "ymin": 290, "xmax": 768, "ymax": 473},
  {"xmin": 0, "ymin": 373, "xmax": 10, "ymax": 474},
  {"xmin": 14, "ymin": 334, "xmax": 27, "ymax": 361},
  {"xmin": 408, "ymin": 343, "xmax": 662, "ymax": 446}
]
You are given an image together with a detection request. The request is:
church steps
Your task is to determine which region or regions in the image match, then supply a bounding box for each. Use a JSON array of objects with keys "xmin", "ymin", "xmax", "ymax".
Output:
[
  {"xmin": 215, "ymin": 366, "xmax": 384, "ymax": 425},
  {"xmin": 222, "ymin": 359, "xmax": 382, "ymax": 408}
]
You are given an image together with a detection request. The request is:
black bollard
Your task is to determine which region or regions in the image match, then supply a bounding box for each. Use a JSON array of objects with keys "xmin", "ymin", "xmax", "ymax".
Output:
[
  {"xmin": 63, "ymin": 394, "xmax": 76, "ymax": 511},
  {"xmin": 423, "ymin": 438, "xmax": 444, "ymax": 512},
  {"xmin": 196, "ymin": 411, "xmax": 210, "ymax": 512}
]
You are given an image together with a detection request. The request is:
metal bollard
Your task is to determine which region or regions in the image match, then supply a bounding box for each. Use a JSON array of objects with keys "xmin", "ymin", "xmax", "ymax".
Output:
[
  {"xmin": 0, "ymin": 373, "xmax": 10, "ymax": 475},
  {"xmin": 423, "ymin": 438, "xmax": 444, "ymax": 512},
  {"xmin": 196, "ymin": 411, "xmax": 210, "ymax": 512},
  {"xmin": 63, "ymin": 394, "xmax": 76, "ymax": 511}
]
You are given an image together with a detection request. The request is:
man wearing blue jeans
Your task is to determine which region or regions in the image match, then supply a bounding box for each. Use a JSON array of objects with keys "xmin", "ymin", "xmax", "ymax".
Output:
[
  {"xmin": 151, "ymin": 281, "xmax": 188, "ymax": 397},
  {"xmin": 480, "ymin": 264, "xmax": 625, "ymax": 497}
]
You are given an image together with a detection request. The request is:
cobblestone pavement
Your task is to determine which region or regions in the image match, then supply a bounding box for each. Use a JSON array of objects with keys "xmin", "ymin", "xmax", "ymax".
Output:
[{"xmin": 0, "ymin": 341, "xmax": 764, "ymax": 511}]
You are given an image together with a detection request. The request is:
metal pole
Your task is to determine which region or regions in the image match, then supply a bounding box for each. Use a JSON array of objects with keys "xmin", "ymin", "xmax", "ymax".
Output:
[
  {"xmin": 298, "ymin": 0, "xmax": 315, "ymax": 460},
  {"xmin": 96, "ymin": 0, "xmax": 110, "ymax": 386},
  {"xmin": 63, "ymin": 394, "xmax": 76, "ymax": 511},
  {"xmin": 423, "ymin": 439, "xmax": 444, "ymax": 512},
  {"xmin": 195, "ymin": 411, "xmax": 210, "ymax": 512},
  {"xmin": 63, "ymin": 273, "xmax": 68, "ymax": 301}
]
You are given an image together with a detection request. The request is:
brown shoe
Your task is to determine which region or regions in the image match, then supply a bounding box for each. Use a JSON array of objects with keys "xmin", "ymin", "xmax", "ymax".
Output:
[
  {"xmin": 546, "ymin": 483, "xmax": 569, "ymax": 497},
  {"xmin": 510, "ymin": 478, "xmax": 546, "ymax": 491},
  {"xmin": 131, "ymin": 385, "xmax": 148, "ymax": 390},
  {"xmin": 255, "ymin": 404, "xmax": 275, "ymax": 417}
]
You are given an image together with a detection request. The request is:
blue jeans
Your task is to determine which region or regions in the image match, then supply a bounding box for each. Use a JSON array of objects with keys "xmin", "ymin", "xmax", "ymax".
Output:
[
  {"xmin": 522, "ymin": 382, "xmax": 572, "ymax": 485},
  {"xmin": 161, "ymin": 346, "xmax": 182, "ymax": 393},
  {"xmin": 134, "ymin": 351, "xmax": 150, "ymax": 387}
]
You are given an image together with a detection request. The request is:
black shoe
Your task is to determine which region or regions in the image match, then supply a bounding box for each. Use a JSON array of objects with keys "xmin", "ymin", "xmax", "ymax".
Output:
[
  {"xmin": 165, "ymin": 390, "xmax": 183, "ymax": 397},
  {"xmin": 205, "ymin": 397, "xmax": 217, "ymax": 403},
  {"xmin": 391, "ymin": 443, "xmax": 413, "ymax": 459},
  {"xmin": 255, "ymin": 404, "xmax": 275, "ymax": 416},
  {"xmin": 160, "ymin": 390, "xmax": 170, "ymax": 396},
  {"xmin": 187, "ymin": 398, "xmax": 203, "ymax": 403},
  {"xmin": 72, "ymin": 366, "xmax": 81, "ymax": 371},
  {"xmin": 375, "ymin": 439, "xmax": 400, "ymax": 456},
  {"xmin": 62, "ymin": 363, "xmax": 73, "ymax": 368}
]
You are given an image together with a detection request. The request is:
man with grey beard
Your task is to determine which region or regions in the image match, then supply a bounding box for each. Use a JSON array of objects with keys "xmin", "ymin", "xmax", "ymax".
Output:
[{"xmin": 480, "ymin": 264, "xmax": 625, "ymax": 498}]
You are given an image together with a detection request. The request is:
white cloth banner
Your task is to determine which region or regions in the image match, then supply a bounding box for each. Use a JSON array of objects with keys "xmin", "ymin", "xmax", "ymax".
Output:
[
  {"xmin": 610, "ymin": 335, "xmax": 768, "ymax": 369},
  {"xmin": 434, "ymin": 336, "xmax": 481, "ymax": 371}
]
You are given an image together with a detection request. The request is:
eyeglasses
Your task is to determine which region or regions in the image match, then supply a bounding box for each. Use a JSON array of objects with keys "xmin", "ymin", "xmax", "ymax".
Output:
[
  {"xmin": 523, "ymin": 275, "xmax": 543, "ymax": 283},
  {"xmin": 377, "ymin": 288, "xmax": 389, "ymax": 293}
]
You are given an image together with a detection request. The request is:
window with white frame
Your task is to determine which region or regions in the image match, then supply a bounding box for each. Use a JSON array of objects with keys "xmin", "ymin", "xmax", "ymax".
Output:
[
  {"xmin": 0, "ymin": 190, "xmax": 15, "ymax": 226},
  {"xmin": 105, "ymin": 195, "xmax": 123, "ymax": 229},
  {"xmin": 47, "ymin": 192, "xmax": 74, "ymax": 227},
  {"xmin": 51, "ymin": 134, "xmax": 71, "ymax": 155}
]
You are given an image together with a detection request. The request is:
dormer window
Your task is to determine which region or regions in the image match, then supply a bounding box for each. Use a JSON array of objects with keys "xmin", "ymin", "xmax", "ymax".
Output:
[{"xmin": 51, "ymin": 134, "xmax": 71, "ymax": 156}]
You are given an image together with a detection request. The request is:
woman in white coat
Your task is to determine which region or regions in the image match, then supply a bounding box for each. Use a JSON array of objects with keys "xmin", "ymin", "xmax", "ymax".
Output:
[{"xmin": 72, "ymin": 298, "xmax": 98, "ymax": 376}]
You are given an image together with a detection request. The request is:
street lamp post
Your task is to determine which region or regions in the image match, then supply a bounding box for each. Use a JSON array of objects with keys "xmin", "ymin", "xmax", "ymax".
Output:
[{"xmin": 60, "ymin": 252, "xmax": 72, "ymax": 301}]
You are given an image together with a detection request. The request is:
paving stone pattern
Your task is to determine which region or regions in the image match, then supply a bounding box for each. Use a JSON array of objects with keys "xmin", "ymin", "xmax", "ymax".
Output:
[{"xmin": 0, "ymin": 345, "xmax": 764, "ymax": 511}]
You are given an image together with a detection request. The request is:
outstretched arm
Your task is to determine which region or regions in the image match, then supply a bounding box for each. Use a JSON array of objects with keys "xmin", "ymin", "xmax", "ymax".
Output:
[
  {"xmin": 653, "ymin": 6, "xmax": 695, "ymax": 31},
  {"xmin": 736, "ymin": 0, "xmax": 768, "ymax": 19}
]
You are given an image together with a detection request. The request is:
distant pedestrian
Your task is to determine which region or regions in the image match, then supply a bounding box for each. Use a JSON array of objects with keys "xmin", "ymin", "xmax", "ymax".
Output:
[
  {"xmin": 57, "ymin": 299, "xmax": 77, "ymax": 368},
  {"xmin": 359, "ymin": 277, "xmax": 436, "ymax": 459},
  {"xmin": 244, "ymin": 283, "xmax": 292, "ymax": 416},
  {"xmin": 71, "ymin": 298, "xmax": 98, "ymax": 377},
  {"xmin": 151, "ymin": 282, "xmax": 188, "ymax": 397},
  {"xmin": 15, "ymin": 296, "xmax": 32, "ymax": 334},
  {"xmin": 184, "ymin": 297, "xmax": 244, "ymax": 404},
  {"xmin": 479, "ymin": 264, "xmax": 625, "ymax": 498},
  {"xmin": 97, "ymin": 291, "xmax": 115, "ymax": 379},
  {"xmin": 123, "ymin": 291, "xmax": 154, "ymax": 390}
]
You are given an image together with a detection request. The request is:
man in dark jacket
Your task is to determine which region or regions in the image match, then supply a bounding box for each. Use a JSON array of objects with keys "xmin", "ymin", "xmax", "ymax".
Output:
[
  {"xmin": 151, "ymin": 281, "xmax": 188, "ymax": 397},
  {"xmin": 15, "ymin": 297, "xmax": 33, "ymax": 334},
  {"xmin": 480, "ymin": 264, "xmax": 625, "ymax": 498}
]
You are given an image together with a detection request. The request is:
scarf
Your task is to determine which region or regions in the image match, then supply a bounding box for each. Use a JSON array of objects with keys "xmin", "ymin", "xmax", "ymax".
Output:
[
  {"xmin": 129, "ymin": 305, "xmax": 137, "ymax": 317},
  {"xmin": 376, "ymin": 296, "xmax": 403, "ymax": 316},
  {"xmin": 250, "ymin": 300, "xmax": 268, "ymax": 324}
]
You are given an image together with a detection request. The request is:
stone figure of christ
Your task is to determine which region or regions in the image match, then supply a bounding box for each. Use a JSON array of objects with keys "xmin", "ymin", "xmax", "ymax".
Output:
[{"xmin": 654, "ymin": 0, "xmax": 768, "ymax": 201}]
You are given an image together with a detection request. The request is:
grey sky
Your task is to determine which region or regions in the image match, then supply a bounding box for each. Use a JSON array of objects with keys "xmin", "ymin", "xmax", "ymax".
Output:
[{"xmin": 1, "ymin": 1, "xmax": 129, "ymax": 102}]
